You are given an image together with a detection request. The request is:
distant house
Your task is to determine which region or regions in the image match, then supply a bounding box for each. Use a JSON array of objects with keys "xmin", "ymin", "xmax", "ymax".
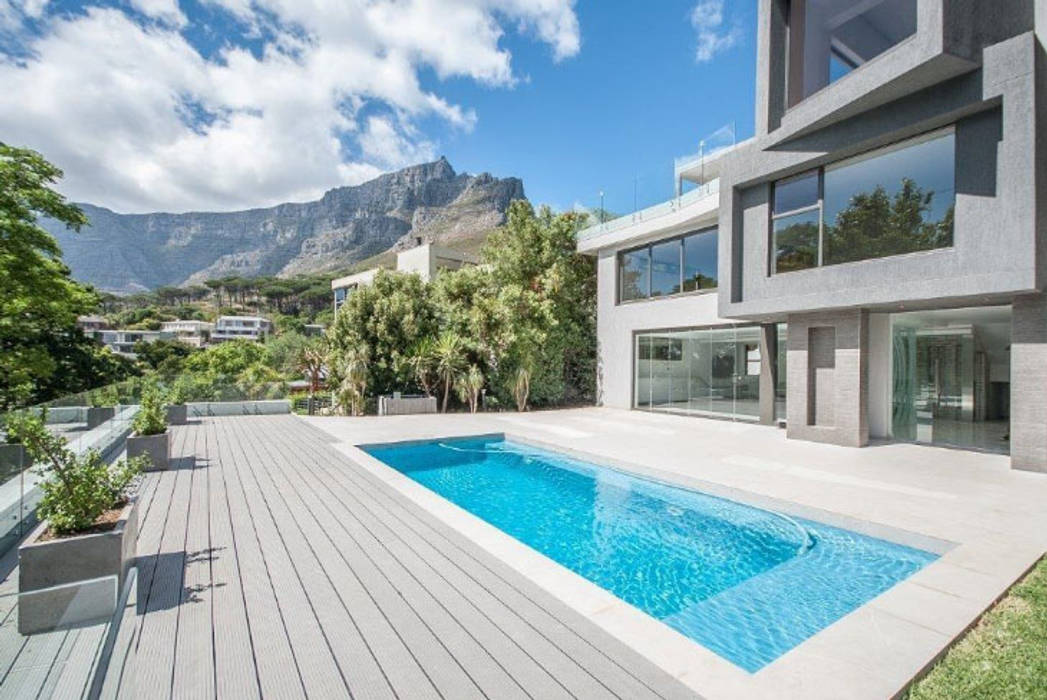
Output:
[
  {"xmin": 76, "ymin": 315, "xmax": 109, "ymax": 333},
  {"xmin": 331, "ymin": 243, "xmax": 477, "ymax": 313},
  {"xmin": 303, "ymin": 324, "xmax": 326, "ymax": 337},
  {"xmin": 160, "ymin": 320, "xmax": 214, "ymax": 348},
  {"xmin": 93, "ymin": 329, "xmax": 174, "ymax": 357},
  {"xmin": 211, "ymin": 315, "xmax": 273, "ymax": 343}
]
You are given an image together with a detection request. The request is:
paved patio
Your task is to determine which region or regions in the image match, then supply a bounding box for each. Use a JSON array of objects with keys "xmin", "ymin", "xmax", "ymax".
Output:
[
  {"xmin": 0, "ymin": 415, "xmax": 693, "ymax": 699},
  {"xmin": 304, "ymin": 407, "xmax": 1047, "ymax": 700}
]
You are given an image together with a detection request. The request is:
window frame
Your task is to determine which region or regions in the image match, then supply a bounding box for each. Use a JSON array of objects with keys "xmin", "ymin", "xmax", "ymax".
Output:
[
  {"xmin": 770, "ymin": 127, "xmax": 956, "ymax": 275},
  {"xmin": 616, "ymin": 226, "xmax": 718, "ymax": 304}
]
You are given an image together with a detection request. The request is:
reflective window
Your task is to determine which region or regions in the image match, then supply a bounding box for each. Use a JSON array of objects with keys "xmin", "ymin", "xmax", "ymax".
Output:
[
  {"xmin": 823, "ymin": 131, "xmax": 955, "ymax": 265},
  {"xmin": 682, "ymin": 230, "xmax": 718, "ymax": 291},
  {"xmin": 771, "ymin": 130, "xmax": 954, "ymax": 273},
  {"xmin": 634, "ymin": 326, "xmax": 762, "ymax": 420},
  {"xmin": 618, "ymin": 228, "xmax": 717, "ymax": 302},
  {"xmin": 773, "ymin": 209, "xmax": 820, "ymax": 272},
  {"xmin": 650, "ymin": 240, "xmax": 681, "ymax": 297},
  {"xmin": 619, "ymin": 248, "xmax": 650, "ymax": 301},
  {"xmin": 788, "ymin": 0, "xmax": 917, "ymax": 105}
]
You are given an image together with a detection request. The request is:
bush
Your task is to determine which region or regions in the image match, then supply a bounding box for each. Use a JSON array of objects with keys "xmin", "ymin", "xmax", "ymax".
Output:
[
  {"xmin": 89, "ymin": 384, "xmax": 120, "ymax": 408},
  {"xmin": 5, "ymin": 411, "xmax": 143, "ymax": 534},
  {"xmin": 132, "ymin": 383, "xmax": 167, "ymax": 436}
]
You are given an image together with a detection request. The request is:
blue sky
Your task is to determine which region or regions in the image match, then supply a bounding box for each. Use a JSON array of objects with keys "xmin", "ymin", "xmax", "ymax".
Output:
[{"xmin": 0, "ymin": 0, "xmax": 757, "ymax": 214}]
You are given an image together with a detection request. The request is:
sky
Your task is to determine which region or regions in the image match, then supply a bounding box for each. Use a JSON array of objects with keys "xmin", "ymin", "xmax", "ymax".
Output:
[{"xmin": 0, "ymin": 0, "xmax": 757, "ymax": 215}]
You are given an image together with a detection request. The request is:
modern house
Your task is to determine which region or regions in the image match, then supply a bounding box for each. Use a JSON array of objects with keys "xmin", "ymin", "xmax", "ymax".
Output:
[
  {"xmin": 76, "ymin": 315, "xmax": 109, "ymax": 333},
  {"xmin": 210, "ymin": 315, "xmax": 273, "ymax": 343},
  {"xmin": 331, "ymin": 243, "xmax": 477, "ymax": 313},
  {"xmin": 92, "ymin": 329, "xmax": 174, "ymax": 356},
  {"xmin": 160, "ymin": 319, "xmax": 214, "ymax": 348},
  {"xmin": 578, "ymin": 0, "xmax": 1046, "ymax": 471}
]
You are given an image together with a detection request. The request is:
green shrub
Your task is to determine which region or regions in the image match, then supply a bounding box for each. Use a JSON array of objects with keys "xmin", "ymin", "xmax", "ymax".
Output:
[
  {"xmin": 132, "ymin": 383, "xmax": 167, "ymax": 436},
  {"xmin": 4, "ymin": 412, "xmax": 143, "ymax": 534},
  {"xmin": 88, "ymin": 385, "xmax": 120, "ymax": 408}
]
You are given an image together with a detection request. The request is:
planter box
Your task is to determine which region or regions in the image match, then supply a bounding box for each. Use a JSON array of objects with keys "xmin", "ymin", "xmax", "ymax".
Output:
[
  {"xmin": 127, "ymin": 432, "xmax": 169, "ymax": 471},
  {"xmin": 166, "ymin": 404, "xmax": 188, "ymax": 425},
  {"xmin": 18, "ymin": 498, "xmax": 138, "ymax": 634},
  {"xmin": 86, "ymin": 406, "xmax": 115, "ymax": 429}
]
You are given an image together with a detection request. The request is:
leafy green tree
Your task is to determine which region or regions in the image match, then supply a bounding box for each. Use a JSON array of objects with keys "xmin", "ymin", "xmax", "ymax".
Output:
[
  {"xmin": 134, "ymin": 338, "xmax": 195, "ymax": 375},
  {"xmin": 329, "ymin": 270, "xmax": 436, "ymax": 395},
  {"xmin": 0, "ymin": 144, "xmax": 124, "ymax": 409},
  {"xmin": 432, "ymin": 331, "xmax": 467, "ymax": 413},
  {"xmin": 183, "ymin": 339, "xmax": 267, "ymax": 377},
  {"xmin": 264, "ymin": 330, "xmax": 310, "ymax": 377}
]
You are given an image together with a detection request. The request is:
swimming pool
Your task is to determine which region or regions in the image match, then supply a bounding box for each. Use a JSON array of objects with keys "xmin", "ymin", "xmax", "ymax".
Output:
[{"xmin": 364, "ymin": 436, "xmax": 938, "ymax": 672}]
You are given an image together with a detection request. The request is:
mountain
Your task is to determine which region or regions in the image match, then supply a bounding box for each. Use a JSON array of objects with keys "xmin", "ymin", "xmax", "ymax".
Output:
[{"xmin": 44, "ymin": 158, "xmax": 525, "ymax": 293}]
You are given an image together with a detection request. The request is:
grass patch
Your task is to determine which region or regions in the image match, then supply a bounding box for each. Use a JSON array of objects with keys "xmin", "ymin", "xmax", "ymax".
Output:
[{"xmin": 907, "ymin": 556, "xmax": 1047, "ymax": 700}]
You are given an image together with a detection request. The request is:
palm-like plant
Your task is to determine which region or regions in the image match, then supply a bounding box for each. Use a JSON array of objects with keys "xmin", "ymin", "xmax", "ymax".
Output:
[
  {"xmin": 513, "ymin": 365, "xmax": 531, "ymax": 412},
  {"xmin": 455, "ymin": 364, "xmax": 484, "ymax": 413},
  {"xmin": 405, "ymin": 337, "xmax": 438, "ymax": 397},
  {"xmin": 337, "ymin": 345, "xmax": 370, "ymax": 416},
  {"xmin": 298, "ymin": 339, "xmax": 330, "ymax": 394},
  {"xmin": 433, "ymin": 332, "xmax": 467, "ymax": 413}
]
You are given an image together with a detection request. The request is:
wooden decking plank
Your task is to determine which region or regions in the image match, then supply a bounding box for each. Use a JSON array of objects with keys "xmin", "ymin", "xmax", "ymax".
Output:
[
  {"xmin": 241, "ymin": 419, "xmax": 520, "ymax": 700},
  {"xmin": 171, "ymin": 418, "xmax": 216, "ymax": 700},
  {"xmin": 0, "ymin": 627, "xmax": 69, "ymax": 699},
  {"xmin": 284, "ymin": 416, "xmax": 684, "ymax": 700},
  {"xmin": 203, "ymin": 419, "xmax": 261, "ymax": 700},
  {"xmin": 233, "ymin": 419, "xmax": 484, "ymax": 700},
  {"xmin": 135, "ymin": 464, "xmax": 193, "ymax": 699},
  {"xmin": 223, "ymin": 418, "xmax": 398, "ymax": 700},
  {"xmin": 255, "ymin": 417, "xmax": 570, "ymax": 700},
  {"xmin": 41, "ymin": 623, "xmax": 108, "ymax": 700},
  {"xmin": 208, "ymin": 418, "xmax": 306, "ymax": 699},
  {"xmin": 266, "ymin": 419, "xmax": 620, "ymax": 700}
]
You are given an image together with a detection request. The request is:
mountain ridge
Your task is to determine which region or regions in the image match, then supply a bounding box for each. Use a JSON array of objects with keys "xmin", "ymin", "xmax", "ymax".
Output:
[{"xmin": 45, "ymin": 157, "xmax": 525, "ymax": 293}]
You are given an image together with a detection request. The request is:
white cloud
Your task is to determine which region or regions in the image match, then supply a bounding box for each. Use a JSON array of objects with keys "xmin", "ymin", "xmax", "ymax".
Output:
[
  {"xmin": 128, "ymin": 0, "xmax": 186, "ymax": 27},
  {"xmin": 0, "ymin": 0, "xmax": 580, "ymax": 213},
  {"xmin": 690, "ymin": 0, "xmax": 740, "ymax": 63}
]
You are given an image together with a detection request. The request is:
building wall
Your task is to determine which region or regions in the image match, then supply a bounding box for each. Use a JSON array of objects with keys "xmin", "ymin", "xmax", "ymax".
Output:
[{"xmin": 595, "ymin": 249, "xmax": 727, "ymax": 409}]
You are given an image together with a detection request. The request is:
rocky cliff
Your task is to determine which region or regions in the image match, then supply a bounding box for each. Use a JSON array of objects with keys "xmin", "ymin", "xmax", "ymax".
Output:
[{"xmin": 45, "ymin": 158, "xmax": 524, "ymax": 293}]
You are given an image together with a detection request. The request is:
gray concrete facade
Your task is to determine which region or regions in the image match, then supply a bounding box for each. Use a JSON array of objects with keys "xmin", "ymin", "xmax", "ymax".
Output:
[{"xmin": 579, "ymin": 0, "xmax": 1047, "ymax": 469}]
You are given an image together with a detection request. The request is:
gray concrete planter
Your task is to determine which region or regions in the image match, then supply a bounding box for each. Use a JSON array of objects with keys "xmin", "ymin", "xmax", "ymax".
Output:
[
  {"xmin": 86, "ymin": 406, "xmax": 116, "ymax": 429},
  {"xmin": 127, "ymin": 431, "xmax": 169, "ymax": 471},
  {"xmin": 18, "ymin": 498, "xmax": 138, "ymax": 634},
  {"xmin": 166, "ymin": 404, "xmax": 188, "ymax": 425}
]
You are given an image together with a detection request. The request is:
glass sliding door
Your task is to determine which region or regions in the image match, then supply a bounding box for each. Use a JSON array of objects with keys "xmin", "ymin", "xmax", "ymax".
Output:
[
  {"xmin": 633, "ymin": 326, "xmax": 763, "ymax": 421},
  {"xmin": 890, "ymin": 306, "xmax": 1011, "ymax": 454}
]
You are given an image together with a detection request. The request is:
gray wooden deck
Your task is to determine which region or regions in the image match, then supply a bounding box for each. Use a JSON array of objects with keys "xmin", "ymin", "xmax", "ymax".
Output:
[{"xmin": 111, "ymin": 415, "xmax": 694, "ymax": 699}]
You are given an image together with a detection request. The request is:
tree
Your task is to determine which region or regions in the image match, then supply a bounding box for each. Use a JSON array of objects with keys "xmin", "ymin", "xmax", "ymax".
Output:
[
  {"xmin": 336, "ymin": 344, "xmax": 369, "ymax": 416},
  {"xmin": 297, "ymin": 338, "xmax": 330, "ymax": 393},
  {"xmin": 133, "ymin": 338, "xmax": 194, "ymax": 375},
  {"xmin": 328, "ymin": 270, "xmax": 436, "ymax": 395},
  {"xmin": 183, "ymin": 339, "xmax": 266, "ymax": 377},
  {"xmin": 432, "ymin": 331, "xmax": 467, "ymax": 413},
  {"xmin": 456, "ymin": 364, "xmax": 484, "ymax": 413},
  {"xmin": 0, "ymin": 143, "xmax": 122, "ymax": 409},
  {"xmin": 404, "ymin": 337, "xmax": 438, "ymax": 397}
]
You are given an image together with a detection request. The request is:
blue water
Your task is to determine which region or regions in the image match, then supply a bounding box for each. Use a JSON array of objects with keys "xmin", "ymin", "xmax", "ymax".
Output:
[{"xmin": 365, "ymin": 437, "xmax": 937, "ymax": 671}]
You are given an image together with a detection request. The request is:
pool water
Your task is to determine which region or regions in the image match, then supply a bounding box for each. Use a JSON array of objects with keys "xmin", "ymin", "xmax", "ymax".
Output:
[{"xmin": 365, "ymin": 437, "xmax": 937, "ymax": 672}]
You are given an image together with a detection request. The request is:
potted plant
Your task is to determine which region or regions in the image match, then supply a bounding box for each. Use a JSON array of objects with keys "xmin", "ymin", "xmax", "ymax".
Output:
[
  {"xmin": 5, "ymin": 412, "xmax": 143, "ymax": 634},
  {"xmin": 165, "ymin": 381, "xmax": 189, "ymax": 426},
  {"xmin": 126, "ymin": 383, "xmax": 169, "ymax": 471},
  {"xmin": 86, "ymin": 385, "xmax": 119, "ymax": 429}
]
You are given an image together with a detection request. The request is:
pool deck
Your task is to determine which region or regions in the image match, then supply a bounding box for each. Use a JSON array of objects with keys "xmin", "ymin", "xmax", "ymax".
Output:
[
  {"xmin": 20, "ymin": 414, "xmax": 692, "ymax": 699},
  {"xmin": 303, "ymin": 407, "xmax": 1047, "ymax": 700}
]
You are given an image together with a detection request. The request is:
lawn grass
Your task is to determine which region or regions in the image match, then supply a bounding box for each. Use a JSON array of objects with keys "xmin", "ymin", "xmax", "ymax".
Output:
[{"xmin": 907, "ymin": 556, "xmax": 1047, "ymax": 700}]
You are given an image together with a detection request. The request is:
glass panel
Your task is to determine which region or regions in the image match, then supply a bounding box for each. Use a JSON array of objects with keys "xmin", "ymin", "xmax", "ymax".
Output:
[
  {"xmin": 824, "ymin": 131, "xmax": 955, "ymax": 266},
  {"xmin": 619, "ymin": 248, "xmax": 650, "ymax": 301},
  {"xmin": 682, "ymin": 230, "xmax": 718, "ymax": 291},
  {"xmin": 773, "ymin": 209, "xmax": 820, "ymax": 273},
  {"xmin": 891, "ymin": 306, "xmax": 1011, "ymax": 454},
  {"xmin": 775, "ymin": 323, "xmax": 788, "ymax": 422},
  {"xmin": 793, "ymin": 0, "xmax": 917, "ymax": 102},
  {"xmin": 650, "ymin": 240, "xmax": 681, "ymax": 297},
  {"xmin": 635, "ymin": 335, "xmax": 653, "ymax": 407},
  {"xmin": 773, "ymin": 170, "xmax": 819, "ymax": 214},
  {"xmin": 734, "ymin": 326, "xmax": 763, "ymax": 419}
]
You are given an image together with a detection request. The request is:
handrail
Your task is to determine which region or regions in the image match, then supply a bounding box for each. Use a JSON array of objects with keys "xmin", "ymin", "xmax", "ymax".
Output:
[{"xmin": 436, "ymin": 442, "xmax": 814, "ymax": 555}]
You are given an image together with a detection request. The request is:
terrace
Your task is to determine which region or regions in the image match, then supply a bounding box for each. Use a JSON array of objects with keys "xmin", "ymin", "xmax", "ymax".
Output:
[{"xmin": 1, "ymin": 408, "xmax": 1045, "ymax": 699}]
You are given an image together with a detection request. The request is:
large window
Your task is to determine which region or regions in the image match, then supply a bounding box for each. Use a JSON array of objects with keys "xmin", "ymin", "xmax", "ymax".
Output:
[
  {"xmin": 618, "ymin": 228, "xmax": 717, "ymax": 302},
  {"xmin": 635, "ymin": 326, "xmax": 762, "ymax": 420},
  {"xmin": 787, "ymin": 0, "xmax": 917, "ymax": 106},
  {"xmin": 772, "ymin": 130, "xmax": 955, "ymax": 273}
]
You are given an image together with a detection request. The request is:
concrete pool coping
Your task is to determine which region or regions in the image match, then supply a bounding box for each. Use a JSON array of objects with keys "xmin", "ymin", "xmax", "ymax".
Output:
[{"xmin": 305, "ymin": 408, "xmax": 1047, "ymax": 700}]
